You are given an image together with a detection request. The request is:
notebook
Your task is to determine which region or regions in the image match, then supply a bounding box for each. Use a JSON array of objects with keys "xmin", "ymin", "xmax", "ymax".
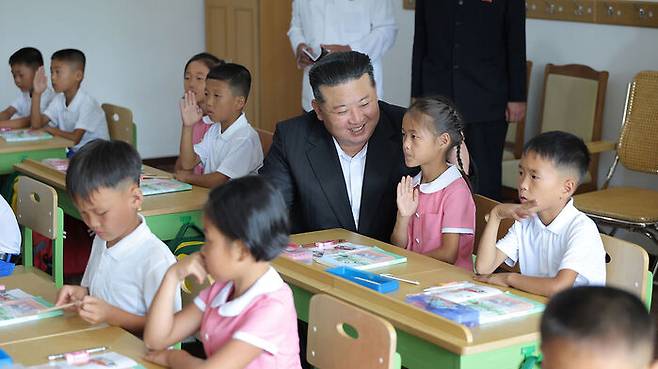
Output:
[
  {"xmin": 0, "ymin": 288, "xmax": 63, "ymax": 327},
  {"xmin": 0, "ymin": 129, "xmax": 53, "ymax": 142},
  {"xmin": 140, "ymin": 178, "xmax": 192, "ymax": 196},
  {"xmin": 42, "ymin": 158, "xmax": 70, "ymax": 172},
  {"xmin": 314, "ymin": 245, "xmax": 407, "ymax": 270},
  {"xmin": 406, "ymin": 281, "xmax": 544, "ymax": 326}
]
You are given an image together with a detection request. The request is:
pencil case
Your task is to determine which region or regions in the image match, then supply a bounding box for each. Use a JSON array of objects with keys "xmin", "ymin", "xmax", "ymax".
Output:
[
  {"xmin": 0, "ymin": 261, "xmax": 15, "ymax": 277},
  {"xmin": 326, "ymin": 266, "xmax": 399, "ymax": 293}
]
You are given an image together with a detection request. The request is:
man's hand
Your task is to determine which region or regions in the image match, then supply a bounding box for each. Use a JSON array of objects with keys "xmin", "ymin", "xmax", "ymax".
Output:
[
  {"xmin": 506, "ymin": 102, "xmax": 526, "ymax": 123},
  {"xmin": 295, "ymin": 43, "xmax": 314, "ymax": 69},
  {"xmin": 321, "ymin": 44, "xmax": 352, "ymax": 53}
]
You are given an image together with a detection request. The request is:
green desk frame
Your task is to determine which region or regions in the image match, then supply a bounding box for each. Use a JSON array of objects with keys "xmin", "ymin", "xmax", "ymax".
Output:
[{"xmin": 0, "ymin": 148, "xmax": 66, "ymax": 175}]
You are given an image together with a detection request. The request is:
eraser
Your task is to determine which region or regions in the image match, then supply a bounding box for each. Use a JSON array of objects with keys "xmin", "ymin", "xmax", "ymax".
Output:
[{"xmin": 65, "ymin": 351, "xmax": 90, "ymax": 365}]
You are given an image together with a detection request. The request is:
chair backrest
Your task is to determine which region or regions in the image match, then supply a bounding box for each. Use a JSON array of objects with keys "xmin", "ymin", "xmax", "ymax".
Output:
[
  {"xmin": 617, "ymin": 71, "xmax": 658, "ymax": 175},
  {"xmin": 601, "ymin": 234, "xmax": 649, "ymax": 304},
  {"xmin": 102, "ymin": 103, "xmax": 137, "ymax": 147},
  {"xmin": 256, "ymin": 128, "xmax": 274, "ymax": 157},
  {"xmin": 307, "ymin": 294, "xmax": 396, "ymax": 369},
  {"xmin": 504, "ymin": 60, "xmax": 533, "ymax": 159},
  {"xmin": 473, "ymin": 194, "xmax": 514, "ymax": 255},
  {"xmin": 16, "ymin": 176, "xmax": 58, "ymax": 240}
]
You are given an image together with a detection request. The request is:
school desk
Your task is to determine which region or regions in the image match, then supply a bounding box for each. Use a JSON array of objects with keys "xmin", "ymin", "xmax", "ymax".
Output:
[
  {"xmin": 0, "ymin": 268, "xmax": 102, "ymax": 345},
  {"xmin": 13, "ymin": 159, "xmax": 207, "ymax": 240},
  {"xmin": 0, "ymin": 326, "xmax": 163, "ymax": 369},
  {"xmin": 0, "ymin": 136, "xmax": 73, "ymax": 175},
  {"xmin": 273, "ymin": 228, "xmax": 546, "ymax": 369}
]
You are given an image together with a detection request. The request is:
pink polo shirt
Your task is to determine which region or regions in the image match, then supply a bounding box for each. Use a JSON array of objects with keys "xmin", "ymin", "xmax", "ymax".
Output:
[
  {"xmin": 193, "ymin": 267, "xmax": 301, "ymax": 369},
  {"xmin": 405, "ymin": 166, "xmax": 476, "ymax": 271},
  {"xmin": 191, "ymin": 116, "xmax": 213, "ymax": 174}
]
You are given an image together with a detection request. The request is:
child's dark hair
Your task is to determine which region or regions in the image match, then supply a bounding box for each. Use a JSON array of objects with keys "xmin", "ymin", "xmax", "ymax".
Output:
[
  {"xmin": 206, "ymin": 63, "xmax": 251, "ymax": 99},
  {"xmin": 309, "ymin": 51, "xmax": 375, "ymax": 104},
  {"xmin": 51, "ymin": 49, "xmax": 86, "ymax": 71},
  {"xmin": 523, "ymin": 131, "xmax": 590, "ymax": 183},
  {"xmin": 541, "ymin": 286, "xmax": 654, "ymax": 362},
  {"xmin": 204, "ymin": 176, "xmax": 289, "ymax": 262},
  {"xmin": 66, "ymin": 139, "xmax": 141, "ymax": 201},
  {"xmin": 184, "ymin": 52, "xmax": 224, "ymax": 74},
  {"xmin": 9, "ymin": 47, "xmax": 44, "ymax": 69}
]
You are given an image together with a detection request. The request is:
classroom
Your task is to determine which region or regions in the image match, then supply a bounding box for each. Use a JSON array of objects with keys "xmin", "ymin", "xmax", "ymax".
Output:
[{"xmin": 1, "ymin": 1, "xmax": 657, "ymax": 368}]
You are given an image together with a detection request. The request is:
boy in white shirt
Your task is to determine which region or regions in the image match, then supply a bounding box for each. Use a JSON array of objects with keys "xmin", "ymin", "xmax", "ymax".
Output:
[
  {"xmin": 176, "ymin": 63, "xmax": 262, "ymax": 188},
  {"xmin": 0, "ymin": 196, "xmax": 20, "ymax": 256},
  {"xmin": 55, "ymin": 139, "xmax": 180, "ymax": 335},
  {"xmin": 30, "ymin": 49, "xmax": 109, "ymax": 153},
  {"xmin": 475, "ymin": 131, "xmax": 606, "ymax": 297},
  {"xmin": 0, "ymin": 47, "xmax": 55, "ymax": 129}
]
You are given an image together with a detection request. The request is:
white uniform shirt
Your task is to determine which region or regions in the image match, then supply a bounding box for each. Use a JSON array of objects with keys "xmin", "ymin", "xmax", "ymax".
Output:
[
  {"xmin": 81, "ymin": 215, "xmax": 181, "ymax": 316},
  {"xmin": 44, "ymin": 89, "xmax": 109, "ymax": 150},
  {"xmin": 496, "ymin": 199, "xmax": 606, "ymax": 286},
  {"xmin": 287, "ymin": 0, "xmax": 398, "ymax": 111},
  {"xmin": 0, "ymin": 196, "xmax": 20, "ymax": 255},
  {"xmin": 194, "ymin": 113, "xmax": 263, "ymax": 178},
  {"xmin": 10, "ymin": 88, "xmax": 55, "ymax": 118},
  {"xmin": 333, "ymin": 138, "xmax": 367, "ymax": 229}
]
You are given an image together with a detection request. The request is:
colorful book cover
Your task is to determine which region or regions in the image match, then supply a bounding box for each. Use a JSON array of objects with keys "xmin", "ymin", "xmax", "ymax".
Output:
[
  {"xmin": 406, "ymin": 294, "xmax": 480, "ymax": 327},
  {"xmin": 315, "ymin": 246, "xmax": 407, "ymax": 270},
  {"xmin": 0, "ymin": 129, "xmax": 53, "ymax": 142},
  {"xmin": 140, "ymin": 178, "xmax": 192, "ymax": 196},
  {"xmin": 42, "ymin": 158, "xmax": 70, "ymax": 172},
  {"xmin": 0, "ymin": 289, "xmax": 63, "ymax": 327},
  {"xmin": 29, "ymin": 352, "xmax": 142, "ymax": 369}
]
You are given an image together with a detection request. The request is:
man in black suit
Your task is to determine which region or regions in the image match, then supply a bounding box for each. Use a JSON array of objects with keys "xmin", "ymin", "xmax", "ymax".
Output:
[
  {"xmin": 411, "ymin": 0, "xmax": 526, "ymax": 200},
  {"xmin": 260, "ymin": 51, "xmax": 413, "ymax": 242}
]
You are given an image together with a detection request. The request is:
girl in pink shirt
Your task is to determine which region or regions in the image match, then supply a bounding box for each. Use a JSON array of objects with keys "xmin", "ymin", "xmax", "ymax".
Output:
[
  {"xmin": 175, "ymin": 52, "xmax": 224, "ymax": 175},
  {"xmin": 391, "ymin": 96, "xmax": 476, "ymax": 271},
  {"xmin": 144, "ymin": 176, "xmax": 301, "ymax": 369}
]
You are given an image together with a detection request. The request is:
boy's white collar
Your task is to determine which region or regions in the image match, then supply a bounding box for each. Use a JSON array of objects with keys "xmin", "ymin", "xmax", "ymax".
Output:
[
  {"xmin": 411, "ymin": 165, "xmax": 463, "ymax": 194},
  {"xmin": 210, "ymin": 267, "xmax": 284, "ymax": 317}
]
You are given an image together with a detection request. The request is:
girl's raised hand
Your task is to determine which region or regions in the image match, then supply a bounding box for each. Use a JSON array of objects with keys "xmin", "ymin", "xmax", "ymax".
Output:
[
  {"xmin": 396, "ymin": 176, "xmax": 419, "ymax": 217},
  {"xmin": 179, "ymin": 91, "xmax": 203, "ymax": 127},
  {"xmin": 169, "ymin": 252, "xmax": 208, "ymax": 284}
]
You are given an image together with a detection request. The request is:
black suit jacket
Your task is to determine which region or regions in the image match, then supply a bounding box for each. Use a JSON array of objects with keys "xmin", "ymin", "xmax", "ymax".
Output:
[
  {"xmin": 411, "ymin": 0, "xmax": 526, "ymax": 122},
  {"xmin": 260, "ymin": 101, "xmax": 414, "ymax": 242}
]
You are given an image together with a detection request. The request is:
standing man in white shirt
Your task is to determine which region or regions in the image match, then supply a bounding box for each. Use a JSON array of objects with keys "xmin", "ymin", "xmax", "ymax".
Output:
[{"xmin": 288, "ymin": 0, "xmax": 398, "ymax": 112}]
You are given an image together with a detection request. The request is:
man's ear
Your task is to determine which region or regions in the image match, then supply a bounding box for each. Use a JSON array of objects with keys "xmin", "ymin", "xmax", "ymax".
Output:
[{"xmin": 311, "ymin": 99, "xmax": 324, "ymax": 121}]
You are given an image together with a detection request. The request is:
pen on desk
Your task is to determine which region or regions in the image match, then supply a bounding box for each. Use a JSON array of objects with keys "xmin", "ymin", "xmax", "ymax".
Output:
[
  {"xmin": 379, "ymin": 273, "xmax": 420, "ymax": 285},
  {"xmin": 353, "ymin": 276, "xmax": 381, "ymax": 286},
  {"xmin": 48, "ymin": 346, "xmax": 108, "ymax": 361},
  {"xmin": 141, "ymin": 174, "xmax": 171, "ymax": 180}
]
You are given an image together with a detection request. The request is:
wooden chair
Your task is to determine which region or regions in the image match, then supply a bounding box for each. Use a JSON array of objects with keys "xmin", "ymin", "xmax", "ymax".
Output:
[
  {"xmin": 307, "ymin": 294, "xmax": 400, "ymax": 369},
  {"xmin": 502, "ymin": 64, "xmax": 610, "ymax": 195},
  {"xmin": 601, "ymin": 234, "xmax": 652, "ymax": 308},
  {"xmin": 256, "ymin": 128, "xmax": 273, "ymax": 157},
  {"xmin": 16, "ymin": 176, "xmax": 65, "ymax": 288},
  {"xmin": 473, "ymin": 194, "xmax": 518, "ymax": 273},
  {"xmin": 102, "ymin": 103, "xmax": 137, "ymax": 147},
  {"xmin": 503, "ymin": 60, "xmax": 533, "ymax": 161},
  {"xmin": 574, "ymin": 71, "xmax": 658, "ymax": 278}
]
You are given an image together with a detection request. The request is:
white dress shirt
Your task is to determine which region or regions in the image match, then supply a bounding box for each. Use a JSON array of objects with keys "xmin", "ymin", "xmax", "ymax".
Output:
[
  {"xmin": 44, "ymin": 89, "xmax": 109, "ymax": 150},
  {"xmin": 10, "ymin": 88, "xmax": 55, "ymax": 118},
  {"xmin": 333, "ymin": 138, "xmax": 367, "ymax": 229}
]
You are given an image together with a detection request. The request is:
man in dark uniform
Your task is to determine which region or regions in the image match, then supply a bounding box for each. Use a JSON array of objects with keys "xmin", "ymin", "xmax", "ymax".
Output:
[{"xmin": 411, "ymin": 0, "xmax": 526, "ymax": 200}]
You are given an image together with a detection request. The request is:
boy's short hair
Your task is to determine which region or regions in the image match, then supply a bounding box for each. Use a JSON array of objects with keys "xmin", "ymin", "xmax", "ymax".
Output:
[
  {"xmin": 523, "ymin": 131, "xmax": 590, "ymax": 182},
  {"xmin": 51, "ymin": 49, "xmax": 86, "ymax": 71},
  {"xmin": 206, "ymin": 63, "xmax": 251, "ymax": 99},
  {"xmin": 66, "ymin": 139, "xmax": 141, "ymax": 201},
  {"xmin": 204, "ymin": 176, "xmax": 289, "ymax": 262},
  {"xmin": 9, "ymin": 47, "xmax": 44, "ymax": 69},
  {"xmin": 184, "ymin": 52, "xmax": 224, "ymax": 73},
  {"xmin": 309, "ymin": 51, "xmax": 375, "ymax": 104},
  {"xmin": 541, "ymin": 286, "xmax": 654, "ymax": 363}
]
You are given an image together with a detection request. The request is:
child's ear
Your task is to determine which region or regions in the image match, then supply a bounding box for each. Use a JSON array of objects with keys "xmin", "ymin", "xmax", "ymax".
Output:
[
  {"xmin": 233, "ymin": 240, "xmax": 251, "ymax": 262},
  {"xmin": 129, "ymin": 183, "xmax": 144, "ymax": 211},
  {"xmin": 74, "ymin": 69, "xmax": 84, "ymax": 83},
  {"xmin": 311, "ymin": 99, "xmax": 324, "ymax": 122},
  {"xmin": 437, "ymin": 132, "xmax": 451, "ymax": 147},
  {"xmin": 562, "ymin": 176, "xmax": 577, "ymax": 198}
]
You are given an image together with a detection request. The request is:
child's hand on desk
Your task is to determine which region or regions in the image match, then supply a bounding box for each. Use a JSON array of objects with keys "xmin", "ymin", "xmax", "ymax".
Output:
[
  {"xmin": 32, "ymin": 66, "xmax": 48, "ymax": 95},
  {"xmin": 474, "ymin": 273, "xmax": 512, "ymax": 288},
  {"xmin": 144, "ymin": 349, "xmax": 172, "ymax": 367},
  {"xmin": 78, "ymin": 295, "xmax": 113, "ymax": 325},
  {"xmin": 174, "ymin": 169, "xmax": 191, "ymax": 183},
  {"xmin": 55, "ymin": 285, "xmax": 88, "ymax": 310},
  {"xmin": 490, "ymin": 201, "xmax": 539, "ymax": 222},
  {"xmin": 169, "ymin": 252, "xmax": 208, "ymax": 284},
  {"xmin": 396, "ymin": 176, "xmax": 419, "ymax": 217},
  {"xmin": 180, "ymin": 91, "xmax": 203, "ymax": 127}
]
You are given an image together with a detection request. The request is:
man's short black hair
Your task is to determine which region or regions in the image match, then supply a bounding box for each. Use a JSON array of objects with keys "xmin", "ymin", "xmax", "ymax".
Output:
[
  {"xmin": 541, "ymin": 286, "xmax": 654, "ymax": 362},
  {"xmin": 523, "ymin": 131, "xmax": 590, "ymax": 182},
  {"xmin": 204, "ymin": 176, "xmax": 289, "ymax": 262},
  {"xmin": 66, "ymin": 139, "xmax": 141, "ymax": 201},
  {"xmin": 309, "ymin": 51, "xmax": 375, "ymax": 103},
  {"xmin": 9, "ymin": 47, "xmax": 44, "ymax": 69},
  {"xmin": 184, "ymin": 52, "xmax": 224, "ymax": 73},
  {"xmin": 51, "ymin": 48, "xmax": 86, "ymax": 71},
  {"xmin": 206, "ymin": 63, "xmax": 251, "ymax": 99}
]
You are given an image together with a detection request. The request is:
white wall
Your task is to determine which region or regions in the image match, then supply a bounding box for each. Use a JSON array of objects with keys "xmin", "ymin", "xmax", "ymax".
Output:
[{"xmin": 0, "ymin": 0, "xmax": 205, "ymax": 159}]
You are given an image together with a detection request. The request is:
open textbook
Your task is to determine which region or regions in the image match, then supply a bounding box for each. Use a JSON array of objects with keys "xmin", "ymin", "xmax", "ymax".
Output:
[{"xmin": 0, "ymin": 288, "xmax": 63, "ymax": 327}]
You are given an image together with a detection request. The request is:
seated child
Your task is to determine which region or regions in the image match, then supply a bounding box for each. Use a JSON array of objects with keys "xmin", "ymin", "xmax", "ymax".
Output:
[
  {"xmin": 143, "ymin": 176, "xmax": 301, "ymax": 369},
  {"xmin": 541, "ymin": 286, "xmax": 657, "ymax": 369},
  {"xmin": 0, "ymin": 47, "xmax": 55, "ymax": 129},
  {"xmin": 174, "ymin": 52, "xmax": 224, "ymax": 175},
  {"xmin": 55, "ymin": 139, "xmax": 181, "ymax": 334},
  {"xmin": 391, "ymin": 96, "xmax": 475, "ymax": 271},
  {"xmin": 475, "ymin": 131, "xmax": 606, "ymax": 297},
  {"xmin": 176, "ymin": 63, "xmax": 263, "ymax": 188},
  {"xmin": 0, "ymin": 195, "xmax": 20, "ymax": 256},
  {"xmin": 30, "ymin": 49, "xmax": 109, "ymax": 153}
]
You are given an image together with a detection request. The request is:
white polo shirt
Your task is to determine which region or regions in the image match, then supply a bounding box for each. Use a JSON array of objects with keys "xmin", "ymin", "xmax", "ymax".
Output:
[
  {"xmin": 0, "ymin": 196, "xmax": 20, "ymax": 255},
  {"xmin": 81, "ymin": 215, "xmax": 181, "ymax": 316},
  {"xmin": 193, "ymin": 113, "xmax": 263, "ymax": 178},
  {"xmin": 333, "ymin": 138, "xmax": 367, "ymax": 229},
  {"xmin": 10, "ymin": 88, "xmax": 55, "ymax": 118},
  {"xmin": 496, "ymin": 199, "xmax": 606, "ymax": 286},
  {"xmin": 44, "ymin": 89, "xmax": 110, "ymax": 150}
]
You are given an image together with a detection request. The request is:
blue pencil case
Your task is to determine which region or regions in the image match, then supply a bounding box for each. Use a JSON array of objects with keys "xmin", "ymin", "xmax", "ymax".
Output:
[
  {"xmin": 0, "ymin": 260, "xmax": 15, "ymax": 277},
  {"xmin": 326, "ymin": 266, "xmax": 399, "ymax": 293},
  {"xmin": 0, "ymin": 348, "xmax": 12, "ymax": 367}
]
